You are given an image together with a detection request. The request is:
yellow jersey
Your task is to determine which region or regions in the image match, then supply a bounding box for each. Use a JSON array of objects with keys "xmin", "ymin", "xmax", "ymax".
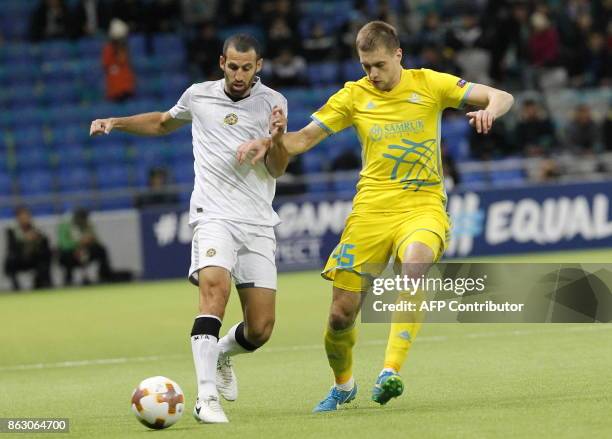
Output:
[{"xmin": 311, "ymin": 68, "xmax": 473, "ymax": 213}]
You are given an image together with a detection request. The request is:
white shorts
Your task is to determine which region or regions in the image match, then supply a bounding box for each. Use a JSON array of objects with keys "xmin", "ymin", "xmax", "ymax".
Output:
[{"xmin": 188, "ymin": 219, "xmax": 277, "ymax": 291}]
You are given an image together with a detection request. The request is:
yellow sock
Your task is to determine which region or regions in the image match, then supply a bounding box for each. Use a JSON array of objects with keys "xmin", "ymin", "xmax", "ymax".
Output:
[
  {"xmin": 383, "ymin": 290, "xmax": 424, "ymax": 372},
  {"xmin": 324, "ymin": 325, "xmax": 357, "ymax": 384},
  {"xmin": 383, "ymin": 321, "xmax": 422, "ymax": 372}
]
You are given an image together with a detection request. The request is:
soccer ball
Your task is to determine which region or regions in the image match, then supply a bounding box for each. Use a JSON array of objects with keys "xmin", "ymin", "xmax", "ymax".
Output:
[{"xmin": 131, "ymin": 376, "xmax": 185, "ymax": 429}]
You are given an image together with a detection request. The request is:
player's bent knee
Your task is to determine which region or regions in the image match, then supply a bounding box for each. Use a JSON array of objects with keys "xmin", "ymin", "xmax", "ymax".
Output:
[
  {"xmin": 328, "ymin": 308, "xmax": 356, "ymax": 331},
  {"xmin": 246, "ymin": 319, "xmax": 274, "ymax": 346}
]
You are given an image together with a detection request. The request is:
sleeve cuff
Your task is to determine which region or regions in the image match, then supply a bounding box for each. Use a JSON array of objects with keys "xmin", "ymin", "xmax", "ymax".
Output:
[
  {"xmin": 310, "ymin": 115, "xmax": 335, "ymax": 135},
  {"xmin": 458, "ymin": 83, "xmax": 475, "ymax": 109}
]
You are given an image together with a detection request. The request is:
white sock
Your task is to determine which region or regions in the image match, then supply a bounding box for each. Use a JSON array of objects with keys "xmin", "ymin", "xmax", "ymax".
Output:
[
  {"xmin": 191, "ymin": 333, "xmax": 220, "ymax": 398},
  {"xmin": 336, "ymin": 376, "xmax": 355, "ymax": 391},
  {"xmin": 218, "ymin": 322, "xmax": 251, "ymax": 357}
]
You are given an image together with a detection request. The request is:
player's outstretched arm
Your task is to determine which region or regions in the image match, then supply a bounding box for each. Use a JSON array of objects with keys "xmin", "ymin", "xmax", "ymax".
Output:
[
  {"xmin": 264, "ymin": 106, "xmax": 290, "ymax": 178},
  {"xmin": 90, "ymin": 112, "xmax": 189, "ymax": 137},
  {"xmin": 236, "ymin": 121, "xmax": 328, "ymax": 165},
  {"xmin": 464, "ymin": 84, "xmax": 514, "ymax": 134}
]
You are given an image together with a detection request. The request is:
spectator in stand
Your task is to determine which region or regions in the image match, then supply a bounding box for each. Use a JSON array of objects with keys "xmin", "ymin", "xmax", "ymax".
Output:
[
  {"xmin": 469, "ymin": 114, "xmax": 512, "ymax": 160},
  {"xmin": 73, "ymin": 0, "xmax": 111, "ymax": 37},
  {"xmin": 266, "ymin": 17, "xmax": 299, "ymax": 58},
  {"xmin": 276, "ymin": 157, "xmax": 306, "ymax": 196},
  {"xmin": 419, "ymin": 45, "xmax": 460, "ymax": 75},
  {"xmin": 110, "ymin": 0, "xmax": 143, "ymax": 33},
  {"xmin": 515, "ymin": 99, "xmax": 556, "ymax": 156},
  {"xmin": 187, "ymin": 21, "xmax": 223, "ymax": 80},
  {"xmin": 223, "ymin": 0, "xmax": 253, "ymax": 26},
  {"xmin": 583, "ymin": 32, "xmax": 611, "ymax": 86},
  {"xmin": 263, "ymin": 0, "xmax": 299, "ymax": 29},
  {"xmin": 447, "ymin": 10, "xmax": 491, "ymax": 84},
  {"xmin": 57, "ymin": 208, "xmax": 114, "ymax": 286},
  {"xmin": 412, "ymin": 11, "xmax": 446, "ymax": 50},
  {"xmin": 441, "ymin": 146, "xmax": 461, "ymax": 191},
  {"xmin": 29, "ymin": 0, "xmax": 73, "ymax": 41},
  {"xmin": 337, "ymin": 17, "xmax": 366, "ymax": 60},
  {"xmin": 134, "ymin": 167, "xmax": 180, "ymax": 208},
  {"xmin": 303, "ymin": 23, "xmax": 336, "ymax": 62},
  {"xmin": 604, "ymin": 107, "xmax": 612, "ymax": 151},
  {"xmin": 180, "ymin": 0, "xmax": 219, "ymax": 26},
  {"xmin": 3, "ymin": 206, "xmax": 52, "ymax": 291},
  {"xmin": 331, "ymin": 148, "xmax": 361, "ymax": 172},
  {"xmin": 152, "ymin": 0, "xmax": 180, "ymax": 32},
  {"xmin": 528, "ymin": 11, "xmax": 566, "ymax": 89},
  {"xmin": 102, "ymin": 19, "xmax": 136, "ymax": 102},
  {"xmin": 269, "ymin": 48, "xmax": 307, "ymax": 87},
  {"xmin": 565, "ymin": 104, "xmax": 601, "ymax": 153}
]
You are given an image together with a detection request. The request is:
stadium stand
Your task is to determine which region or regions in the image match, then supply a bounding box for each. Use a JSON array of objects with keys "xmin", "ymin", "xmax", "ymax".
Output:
[{"xmin": 0, "ymin": 0, "xmax": 610, "ymax": 216}]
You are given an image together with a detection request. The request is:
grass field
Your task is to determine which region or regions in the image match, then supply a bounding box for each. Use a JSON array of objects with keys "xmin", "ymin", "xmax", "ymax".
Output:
[{"xmin": 1, "ymin": 249, "xmax": 612, "ymax": 438}]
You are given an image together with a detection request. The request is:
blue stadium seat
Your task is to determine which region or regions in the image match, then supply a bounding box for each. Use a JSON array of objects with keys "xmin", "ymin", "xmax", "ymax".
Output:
[
  {"xmin": 134, "ymin": 139, "xmax": 169, "ymax": 167},
  {"xmin": 14, "ymin": 107, "xmax": 49, "ymax": 127},
  {"xmin": 15, "ymin": 146, "xmax": 49, "ymax": 170},
  {"xmin": 341, "ymin": 60, "xmax": 364, "ymax": 81},
  {"xmin": 76, "ymin": 37, "xmax": 105, "ymax": 57},
  {"xmin": 3, "ymin": 63, "xmax": 40, "ymax": 84},
  {"xmin": 128, "ymin": 33, "xmax": 148, "ymax": 57},
  {"xmin": 90, "ymin": 144, "xmax": 127, "ymax": 164},
  {"xmin": 51, "ymin": 125, "xmax": 90, "ymax": 146},
  {"xmin": 165, "ymin": 128, "xmax": 192, "ymax": 147},
  {"xmin": 0, "ymin": 172, "xmax": 13, "ymax": 194},
  {"xmin": 173, "ymin": 161, "xmax": 195, "ymax": 184},
  {"xmin": 331, "ymin": 129, "xmax": 358, "ymax": 150},
  {"xmin": 153, "ymin": 34, "xmax": 185, "ymax": 57},
  {"xmin": 55, "ymin": 145, "xmax": 90, "ymax": 168},
  {"xmin": 0, "ymin": 42, "xmax": 40, "ymax": 64},
  {"xmin": 42, "ymin": 82, "xmax": 81, "ymax": 105},
  {"xmin": 5, "ymin": 84, "xmax": 42, "ymax": 108},
  {"xmin": 461, "ymin": 171, "xmax": 489, "ymax": 188},
  {"xmin": 57, "ymin": 166, "xmax": 93, "ymax": 192},
  {"xmin": 18, "ymin": 170, "xmax": 54, "ymax": 195},
  {"xmin": 307, "ymin": 63, "xmax": 339, "ymax": 85},
  {"xmin": 491, "ymin": 169, "xmax": 526, "ymax": 187},
  {"xmin": 12, "ymin": 127, "xmax": 46, "ymax": 149},
  {"xmin": 97, "ymin": 196, "xmax": 133, "ymax": 211},
  {"xmin": 302, "ymin": 151, "xmax": 325, "ymax": 173},
  {"xmin": 160, "ymin": 73, "xmax": 191, "ymax": 98},
  {"xmin": 288, "ymin": 109, "xmax": 313, "ymax": 131},
  {"xmin": 442, "ymin": 115, "xmax": 471, "ymax": 162},
  {"xmin": 28, "ymin": 204, "xmax": 56, "ymax": 216},
  {"xmin": 332, "ymin": 175, "xmax": 358, "ymax": 194},
  {"xmin": 95, "ymin": 164, "xmax": 131, "ymax": 188},
  {"xmin": 41, "ymin": 40, "xmax": 76, "ymax": 63},
  {"xmin": 139, "ymin": 76, "xmax": 163, "ymax": 98}
]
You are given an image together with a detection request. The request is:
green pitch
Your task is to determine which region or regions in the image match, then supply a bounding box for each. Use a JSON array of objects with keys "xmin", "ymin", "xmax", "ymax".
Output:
[{"xmin": 1, "ymin": 248, "xmax": 612, "ymax": 438}]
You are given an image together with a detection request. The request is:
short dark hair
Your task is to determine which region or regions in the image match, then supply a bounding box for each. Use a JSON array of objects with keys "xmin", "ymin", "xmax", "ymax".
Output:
[
  {"xmin": 356, "ymin": 21, "xmax": 400, "ymax": 52},
  {"xmin": 223, "ymin": 33, "xmax": 262, "ymax": 59}
]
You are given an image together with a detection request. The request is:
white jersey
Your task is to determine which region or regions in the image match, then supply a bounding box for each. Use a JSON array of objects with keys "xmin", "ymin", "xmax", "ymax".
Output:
[{"xmin": 168, "ymin": 78, "xmax": 287, "ymax": 227}]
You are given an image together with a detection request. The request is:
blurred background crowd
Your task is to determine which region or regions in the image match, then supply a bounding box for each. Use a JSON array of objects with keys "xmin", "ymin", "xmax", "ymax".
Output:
[{"xmin": 0, "ymin": 0, "xmax": 610, "ymax": 288}]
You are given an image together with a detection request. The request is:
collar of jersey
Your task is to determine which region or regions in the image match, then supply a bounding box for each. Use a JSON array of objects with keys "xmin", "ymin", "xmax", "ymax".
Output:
[{"xmin": 218, "ymin": 76, "xmax": 261, "ymax": 102}]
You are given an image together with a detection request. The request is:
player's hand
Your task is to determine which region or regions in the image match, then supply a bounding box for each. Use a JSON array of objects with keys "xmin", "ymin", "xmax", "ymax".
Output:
[
  {"xmin": 269, "ymin": 105, "xmax": 287, "ymax": 143},
  {"xmin": 466, "ymin": 110, "xmax": 495, "ymax": 134},
  {"xmin": 236, "ymin": 138, "xmax": 272, "ymax": 166},
  {"xmin": 90, "ymin": 118, "xmax": 115, "ymax": 136}
]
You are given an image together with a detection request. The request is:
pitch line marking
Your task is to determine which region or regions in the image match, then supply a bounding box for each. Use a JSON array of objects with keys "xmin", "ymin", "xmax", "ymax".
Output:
[{"xmin": 1, "ymin": 325, "xmax": 611, "ymax": 372}]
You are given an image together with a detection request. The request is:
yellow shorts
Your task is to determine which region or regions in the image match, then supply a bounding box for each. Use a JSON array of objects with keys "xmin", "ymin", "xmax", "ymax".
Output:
[{"xmin": 321, "ymin": 207, "xmax": 450, "ymax": 292}]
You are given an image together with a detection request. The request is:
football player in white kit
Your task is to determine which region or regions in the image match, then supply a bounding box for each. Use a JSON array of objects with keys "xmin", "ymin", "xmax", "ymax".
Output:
[{"xmin": 90, "ymin": 34, "xmax": 289, "ymax": 424}]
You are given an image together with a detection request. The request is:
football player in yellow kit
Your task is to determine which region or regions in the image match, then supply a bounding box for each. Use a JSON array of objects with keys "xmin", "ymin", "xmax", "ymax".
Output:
[{"xmin": 238, "ymin": 20, "xmax": 514, "ymax": 411}]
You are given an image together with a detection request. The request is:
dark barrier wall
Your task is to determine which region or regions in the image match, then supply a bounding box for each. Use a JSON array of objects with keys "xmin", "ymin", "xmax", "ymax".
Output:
[{"xmin": 139, "ymin": 180, "xmax": 612, "ymax": 279}]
